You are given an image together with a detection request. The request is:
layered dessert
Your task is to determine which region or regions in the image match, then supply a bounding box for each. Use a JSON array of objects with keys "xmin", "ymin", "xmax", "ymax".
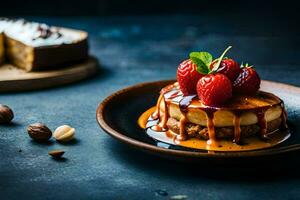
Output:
[
  {"xmin": 0, "ymin": 18, "xmax": 88, "ymax": 71},
  {"xmin": 139, "ymin": 46, "xmax": 289, "ymax": 151}
]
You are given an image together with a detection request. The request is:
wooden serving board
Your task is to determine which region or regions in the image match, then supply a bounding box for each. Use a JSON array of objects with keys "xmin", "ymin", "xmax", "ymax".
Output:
[{"xmin": 0, "ymin": 57, "xmax": 98, "ymax": 92}]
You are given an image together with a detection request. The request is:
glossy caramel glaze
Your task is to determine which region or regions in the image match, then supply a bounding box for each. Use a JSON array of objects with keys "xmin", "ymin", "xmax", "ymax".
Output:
[
  {"xmin": 139, "ymin": 106, "xmax": 290, "ymax": 151},
  {"xmin": 139, "ymin": 82, "xmax": 289, "ymax": 151}
]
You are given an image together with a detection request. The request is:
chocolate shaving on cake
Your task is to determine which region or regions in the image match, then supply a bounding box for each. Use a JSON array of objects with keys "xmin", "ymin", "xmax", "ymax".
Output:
[
  {"xmin": 37, "ymin": 25, "xmax": 53, "ymax": 39},
  {"xmin": 32, "ymin": 25, "xmax": 63, "ymax": 40}
]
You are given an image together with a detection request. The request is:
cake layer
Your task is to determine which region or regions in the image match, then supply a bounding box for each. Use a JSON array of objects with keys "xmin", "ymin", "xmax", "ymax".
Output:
[
  {"xmin": 166, "ymin": 102, "xmax": 282, "ymax": 127},
  {"xmin": 167, "ymin": 117, "xmax": 282, "ymax": 140}
]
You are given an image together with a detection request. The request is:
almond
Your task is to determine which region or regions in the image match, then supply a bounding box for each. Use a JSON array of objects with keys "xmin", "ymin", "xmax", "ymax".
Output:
[
  {"xmin": 53, "ymin": 125, "xmax": 75, "ymax": 142},
  {"xmin": 48, "ymin": 150, "xmax": 65, "ymax": 158}
]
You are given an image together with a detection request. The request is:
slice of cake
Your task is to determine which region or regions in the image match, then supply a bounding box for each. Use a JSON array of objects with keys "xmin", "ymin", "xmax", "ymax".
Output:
[
  {"xmin": 0, "ymin": 19, "xmax": 88, "ymax": 71},
  {"xmin": 0, "ymin": 32, "xmax": 4, "ymax": 64}
]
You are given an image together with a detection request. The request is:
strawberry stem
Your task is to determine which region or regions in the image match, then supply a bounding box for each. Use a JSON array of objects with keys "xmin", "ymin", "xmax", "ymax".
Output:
[{"xmin": 211, "ymin": 46, "xmax": 232, "ymax": 73}]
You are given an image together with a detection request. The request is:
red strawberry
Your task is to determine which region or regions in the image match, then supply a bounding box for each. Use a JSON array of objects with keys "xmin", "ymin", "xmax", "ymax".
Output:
[
  {"xmin": 233, "ymin": 66, "xmax": 261, "ymax": 95},
  {"xmin": 197, "ymin": 73, "xmax": 232, "ymax": 106},
  {"xmin": 177, "ymin": 59, "xmax": 203, "ymax": 95},
  {"xmin": 210, "ymin": 58, "xmax": 240, "ymax": 82}
]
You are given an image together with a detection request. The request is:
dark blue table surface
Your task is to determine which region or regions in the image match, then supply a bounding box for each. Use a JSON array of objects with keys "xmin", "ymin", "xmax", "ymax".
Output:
[{"xmin": 1, "ymin": 15, "xmax": 300, "ymax": 200}]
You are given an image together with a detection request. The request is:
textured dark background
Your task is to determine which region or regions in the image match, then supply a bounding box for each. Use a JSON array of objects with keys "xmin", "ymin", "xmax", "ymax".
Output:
[
  {"xmin": 1, "ymin": 1, "xmax": 300, "ymax": 200},
  {"xmin": 0, "ymin": 0, "xmax": 299, "ymax": 17}
]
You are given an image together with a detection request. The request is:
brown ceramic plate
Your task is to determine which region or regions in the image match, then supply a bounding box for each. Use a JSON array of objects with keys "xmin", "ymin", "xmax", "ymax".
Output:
[{"xmin": 96, "ymin": 80, "xmax": 300, "ymax": 163}]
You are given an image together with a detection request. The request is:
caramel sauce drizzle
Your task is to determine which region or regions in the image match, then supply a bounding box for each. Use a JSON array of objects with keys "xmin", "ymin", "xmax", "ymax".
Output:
[
  {"xmin": 159, "ymin": 95, "xmax": 169, "ymax": 130},
  {"xmin": 178, "ymin": 115, "xmax": 187, "ymax": 141},
  {"xmin": 203, "ymin": 108, "xmax": 218, "ymax": 147},
  {"xmin": 255, "ymin": 108, "xmax": 268, "ymax": 139},
  {"xmin": 151, "ymin": 94, "xmax": 163, "ymax": 120},
  {"xmin": 151, "ymin": 94, "xmax": 168, "ymax": 131},
  {"xmin": 149, "ymin": 83, "xmax": 287, "ymax": 147},
  {"xmin": 177, "ymin": 95, "xmax": 196, "ymax": 140},
  {"xmin": 151, "ymin": 84, "xmax": 179, "ymax": 131},
  {"xmin": 233, "ymin": 112, "xmax": 241, "ymax": 144}
]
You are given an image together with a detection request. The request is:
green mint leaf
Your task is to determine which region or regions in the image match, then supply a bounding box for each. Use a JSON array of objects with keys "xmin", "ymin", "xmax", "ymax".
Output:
[
  {"xmin": 190, "ymin": 56, "xmax": 209, "ymax": 74},
  {"xmin": 189, "ymin": 51, "xmax": 213, "ymax": 75},
  {"xmin": 190, "ymin": 52, "xmax": 212, "ymax": 67}
]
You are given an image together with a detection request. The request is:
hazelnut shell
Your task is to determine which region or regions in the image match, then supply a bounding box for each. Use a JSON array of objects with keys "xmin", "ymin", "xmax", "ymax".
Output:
[
  {"xmin": 0, "ymin": 104, "xmax": 14, "ymax": 124},
  {"xmin": 27, "ymin": 123, "xmax": 52, "ymax": 142}
]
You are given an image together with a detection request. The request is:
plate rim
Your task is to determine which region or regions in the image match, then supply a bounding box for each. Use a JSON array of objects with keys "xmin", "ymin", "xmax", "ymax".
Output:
[
  {"xmin": 0, "ymin": 56, "xmax": 98, "ymax": 92},
  {"xmin": 96, "ymin": 79, "xmax": 300, "ymax": 158}
]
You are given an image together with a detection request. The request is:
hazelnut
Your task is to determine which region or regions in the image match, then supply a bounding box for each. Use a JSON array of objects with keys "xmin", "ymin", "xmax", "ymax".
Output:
[
  {"xmin": 48, "ymin": 150, "xmax": 65, "ymax": 158},
  {"xmin": 53, "ymin": 125, "xmax": 75, "ymax": 142},
  {"xmin": 0, "ymin": 104, "xmax": 14, "ymax": 124},
  {"xmin": 27, "ymin": 123, "xmax": 52, "ymax": 142}
]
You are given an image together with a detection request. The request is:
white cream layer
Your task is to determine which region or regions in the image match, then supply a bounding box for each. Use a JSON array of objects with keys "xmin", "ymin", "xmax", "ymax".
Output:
[{"xmin": 0, "ymin": 19, "xmax": 84, "ymax": 47}]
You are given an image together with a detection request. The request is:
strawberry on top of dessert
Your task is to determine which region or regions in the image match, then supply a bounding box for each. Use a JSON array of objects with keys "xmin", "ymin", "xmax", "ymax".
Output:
[{"xmin": 177, "ymin": 46, "xmax": 261, "ymax": 106}]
